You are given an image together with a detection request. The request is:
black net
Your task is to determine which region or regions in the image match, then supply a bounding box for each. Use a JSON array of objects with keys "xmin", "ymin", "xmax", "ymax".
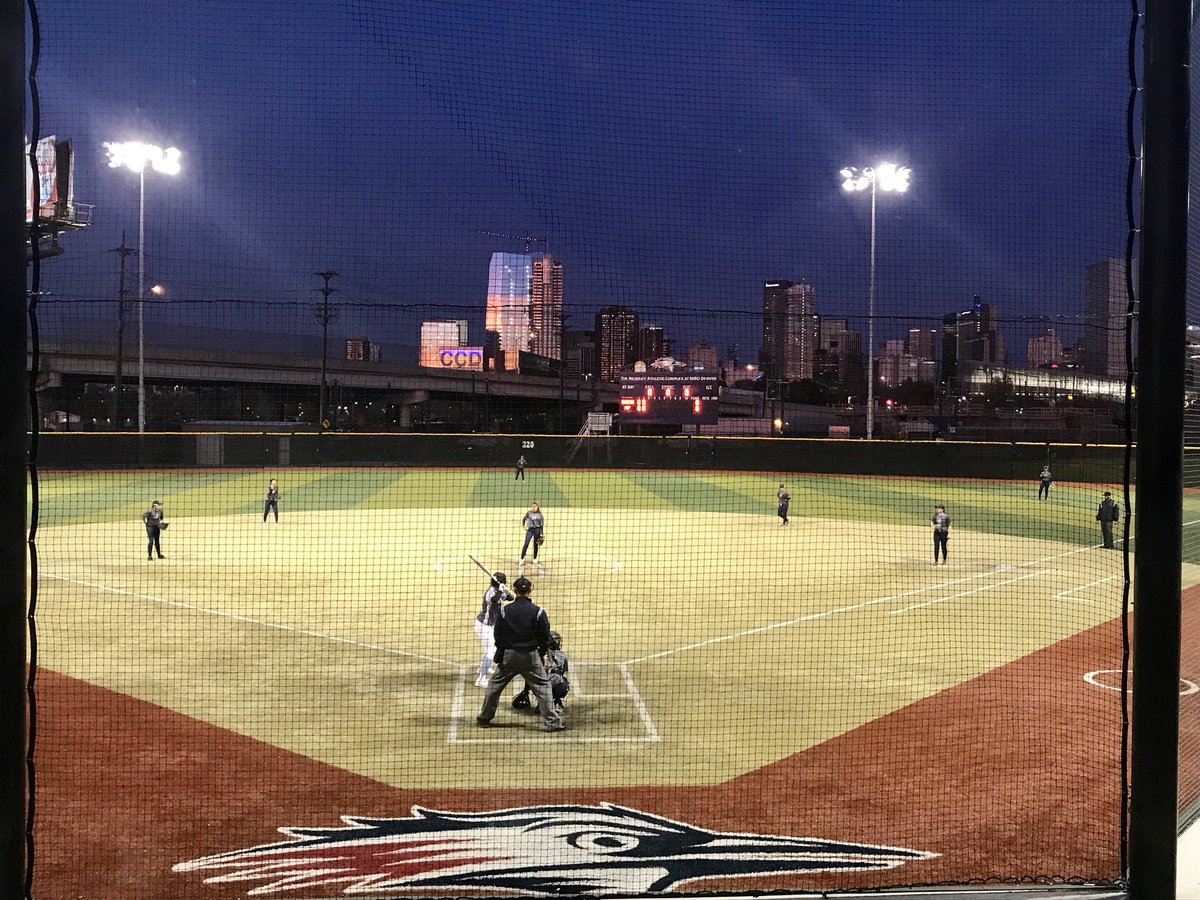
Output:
[{"xmin": 24, "ymin": 1, "xmax": 1141, "ymax": 897}]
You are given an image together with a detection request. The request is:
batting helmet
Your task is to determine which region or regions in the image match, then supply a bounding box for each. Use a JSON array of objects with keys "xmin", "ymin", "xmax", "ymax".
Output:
[
  {"xmin": 513, "ymin": 576, "xmax": 533, "ymax": 593},
  {"xmin": 492, "ymin": 571, "xmax": 507, "ymax": 585}
]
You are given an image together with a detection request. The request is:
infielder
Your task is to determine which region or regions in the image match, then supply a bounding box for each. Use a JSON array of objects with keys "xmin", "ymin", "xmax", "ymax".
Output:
[
  {"xmin": 520, "ymin": 501, "xmax": 544, "ymax": 564},
  {"xmin": 474, "ymin": 571, "xmax": 507, "ymax": 687},
  {"xmin": 142, "ymin": 500, "xmax": 167, "ymax": 560},
  {"xmin": 931, "ymin": 504, "xmax": 950, "ymax": 565}
]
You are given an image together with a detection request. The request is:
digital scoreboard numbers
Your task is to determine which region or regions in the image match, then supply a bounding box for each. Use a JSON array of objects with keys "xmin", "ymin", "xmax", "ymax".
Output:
[{"xmin": 618, "ymin": 371, "xmax": 720, "ymax": 424}]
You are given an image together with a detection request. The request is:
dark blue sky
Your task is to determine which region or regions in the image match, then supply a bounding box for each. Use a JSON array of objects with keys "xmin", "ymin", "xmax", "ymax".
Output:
[{"xmin": 33, "ymin": 1, "xmax": 1129, "ymax": 361}]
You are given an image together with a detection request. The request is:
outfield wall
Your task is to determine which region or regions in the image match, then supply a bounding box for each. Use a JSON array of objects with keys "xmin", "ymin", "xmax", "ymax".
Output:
[{"xmin": 35, "ymin": 432, "xmax": 1130, "ymax": 484}]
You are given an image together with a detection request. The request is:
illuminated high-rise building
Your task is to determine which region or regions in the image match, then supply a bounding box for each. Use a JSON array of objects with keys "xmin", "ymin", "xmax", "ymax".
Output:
[
  {"xmin": 1028, "ymin": 328, "xmax": 1064, "ymax": 368},
  {"xmin": 761, "ymin": 280, "xmax": 818, "ymax": 380},
  {"xmin": 595, "ymin": 306, "xmax": 639, "ymax": 382},
  {"xmin": 485, "ymin": 251, "xmax": 563, "ymax": 371},
  {"xmin": 638, "ymin": 323, "xmax": 669, "ymax": 362}
]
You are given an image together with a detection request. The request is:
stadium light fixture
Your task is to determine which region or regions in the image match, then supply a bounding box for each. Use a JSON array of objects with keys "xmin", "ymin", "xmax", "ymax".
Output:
[
  {"xmin": 104, "ymin": 141, "xmax": 182, "ymax": 432},
  {"xmin": 840, "ymin": 161, "xmax": 911, "ymax": 439}
]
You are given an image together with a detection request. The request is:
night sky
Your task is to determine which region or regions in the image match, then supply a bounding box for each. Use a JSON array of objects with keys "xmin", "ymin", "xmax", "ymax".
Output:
[{"xmin": 30, "ymin": 1, "xmax": 1129, "ymax": 362}]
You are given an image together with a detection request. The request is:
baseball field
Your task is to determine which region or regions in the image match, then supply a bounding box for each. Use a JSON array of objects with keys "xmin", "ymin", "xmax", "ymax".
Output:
[{"xmin": 29, "ymin": 466, "xmax": 1200, "ymax": 897}]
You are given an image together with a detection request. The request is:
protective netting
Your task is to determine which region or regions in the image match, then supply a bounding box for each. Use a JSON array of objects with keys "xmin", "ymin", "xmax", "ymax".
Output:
[{"xmin": 24, "ymin": 1, "xmax": 1144, "ymax": 897}]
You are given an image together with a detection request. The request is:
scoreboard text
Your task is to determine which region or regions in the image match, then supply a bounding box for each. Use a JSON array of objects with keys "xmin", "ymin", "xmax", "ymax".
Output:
[{"xmin": 618, "ymin": 371, "xmax": 720, "ymax": 424}]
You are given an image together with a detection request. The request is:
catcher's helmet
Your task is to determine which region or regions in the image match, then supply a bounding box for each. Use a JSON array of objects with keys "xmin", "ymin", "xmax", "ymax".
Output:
[
  {"xmin": 512, "ymin": 575, "xmax": 533, "ymax": 593},
  {"xmin": 492, "ymin": 571, "xmax": 507, "ymax": 585},
  {"xmin": 548, "ymin": 630, "xmax": 562, "ymax": 650}
]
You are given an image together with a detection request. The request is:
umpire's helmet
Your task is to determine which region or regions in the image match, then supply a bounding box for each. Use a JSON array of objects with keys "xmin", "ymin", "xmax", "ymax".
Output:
[
  {"xmin": 548, "ymin": 630, "xmax": 562, "ymax": 651},
  {"xmin": 512, "ymin": 576, "xmax": 533, "ymax": 593},
  {"xmin": 492, "ymin": 572, "xmax": 507, "ymax": 585}
]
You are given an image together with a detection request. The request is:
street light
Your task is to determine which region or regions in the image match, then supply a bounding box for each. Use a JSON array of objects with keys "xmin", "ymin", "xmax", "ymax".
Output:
[
  {"xmin": 104, "ymin": 141, "xmax": 182, "ymax": 432},
  {"xmin": 841, "ymin": 161, "xmax": 910, "ymax": 439}
]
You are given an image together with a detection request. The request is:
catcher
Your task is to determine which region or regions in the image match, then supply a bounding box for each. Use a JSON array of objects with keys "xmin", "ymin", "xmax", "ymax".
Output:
[
  {"xmin": 142, "ymin": 499, "xmax": 168, "ymax": 560},
  {"xmin": 512, "ymin": 629, "xmax": 569, "ymax": 713},
  {"xmin": 519, "ymin": 500, "xmax": 545, "ymax": 566}
]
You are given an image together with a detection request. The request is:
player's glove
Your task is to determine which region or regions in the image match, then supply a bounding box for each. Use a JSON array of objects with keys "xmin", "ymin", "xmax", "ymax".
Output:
[
  {"xmin": 535, "ymin": 534, "xmax": 544, "ymax": 547},
  {"xmin": 159, "ymin": 522, "xmax": 169, "ymax": 530}
]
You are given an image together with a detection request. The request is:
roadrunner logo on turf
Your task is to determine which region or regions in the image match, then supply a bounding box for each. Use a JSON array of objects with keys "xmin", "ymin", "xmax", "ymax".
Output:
[{"xmin": 173, "ymin": 802, "xmax": 934, "ymax": 896}]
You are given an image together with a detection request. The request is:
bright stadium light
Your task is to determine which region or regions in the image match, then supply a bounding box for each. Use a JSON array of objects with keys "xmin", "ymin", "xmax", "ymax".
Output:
[
  {"xmin": 840, "ymin": 161, "xmax": 912, "ymax": 439},
  {"xmin": 104, "ymin": 141, "xmax": 182, "ymax": 432}
]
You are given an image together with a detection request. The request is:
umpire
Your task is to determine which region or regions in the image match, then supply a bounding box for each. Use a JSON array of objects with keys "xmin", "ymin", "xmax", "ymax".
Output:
[{"xmin": 477, "ymin": 576, "xmax": 565, "ymax": 732}]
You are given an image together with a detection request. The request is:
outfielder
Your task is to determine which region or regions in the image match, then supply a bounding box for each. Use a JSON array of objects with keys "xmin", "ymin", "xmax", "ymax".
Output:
[
  {"xmin": 931, "ymin": 504, "xmax": 950, "ymax": 565},
  {"xmin": 777, "ymin": 483, "xmax": 791, "ymax": 526},
  {"xmin": 263, "ymin": 478, "xmax": 280, "ymax": 523},
  {"xmin": 1038, "ymin": 466, "xmax": 1052, "ymax": 500},
  {"xmin": 473, "ymin": 571, "xmax": 507, "ymax": 687}
]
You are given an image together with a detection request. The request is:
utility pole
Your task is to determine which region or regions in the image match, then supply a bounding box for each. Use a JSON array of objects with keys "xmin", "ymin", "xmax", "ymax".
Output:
[
  {"xmin": 312, "ymin": 271, "xmax": 339, "ymax": 429},
  {"xmin": 111, "ymin": 231, "xmax": 135, "ymax": 430}
]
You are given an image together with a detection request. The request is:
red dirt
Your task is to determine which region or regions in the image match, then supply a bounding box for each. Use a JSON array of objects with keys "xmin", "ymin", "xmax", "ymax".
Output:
[{"xmin": 34, "ymin": 603, "xmax": 1162, "ymax": 899}]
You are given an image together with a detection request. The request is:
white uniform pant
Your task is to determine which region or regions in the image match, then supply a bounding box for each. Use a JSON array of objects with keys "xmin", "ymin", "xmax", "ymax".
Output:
[{"xmin": 473, "ymin": 621, "xmax": 495, "ymax": 686}]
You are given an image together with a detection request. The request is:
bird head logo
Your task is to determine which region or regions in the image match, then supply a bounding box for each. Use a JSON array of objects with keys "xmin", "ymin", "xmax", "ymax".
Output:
[{"xmin": 174, "ymin": 802, "xmax": 934, "ymax": 896}]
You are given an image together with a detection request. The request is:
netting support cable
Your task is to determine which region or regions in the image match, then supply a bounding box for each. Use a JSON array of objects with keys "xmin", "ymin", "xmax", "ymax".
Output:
[
  {"xmin": 0, "ymin": 0, "xmax": 29, "ymax": 895},
  {"xmin": 1127, "ymin": 0, "xmax": 1190, "ymax": 896}
]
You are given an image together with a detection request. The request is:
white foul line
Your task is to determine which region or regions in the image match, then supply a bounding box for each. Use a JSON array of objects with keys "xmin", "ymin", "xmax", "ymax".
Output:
[
  {"xmin": 888, "ymin": 569, "xmax": 1048, "ymax": 614},
  {"xmin": 43, "ymin": 573, "xmax": 461, "ymax": 667},
  {"xmin": 618, "ymin": 663, "xmax": 660, "ymax": 742},
  {"xmin": 1056, "ymin": 575, "xmax": 1116, "ymax": 600}
]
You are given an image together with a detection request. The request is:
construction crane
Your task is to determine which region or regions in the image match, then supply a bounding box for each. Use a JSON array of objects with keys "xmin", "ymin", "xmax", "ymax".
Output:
[{"xmin": 476, "ymin": 231, "xmax": 548, "ymax": 254}]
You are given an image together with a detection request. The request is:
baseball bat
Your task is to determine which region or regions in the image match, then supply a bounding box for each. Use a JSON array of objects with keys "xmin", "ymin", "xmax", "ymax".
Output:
[{"xmin": 468, "ymin": 555, "xmax": 510, "ymax": 593}]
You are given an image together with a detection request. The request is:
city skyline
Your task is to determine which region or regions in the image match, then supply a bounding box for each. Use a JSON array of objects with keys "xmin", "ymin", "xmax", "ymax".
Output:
[{"xmin": 31, "ymin": 0, "xmax": 1128, "ymax": 370}]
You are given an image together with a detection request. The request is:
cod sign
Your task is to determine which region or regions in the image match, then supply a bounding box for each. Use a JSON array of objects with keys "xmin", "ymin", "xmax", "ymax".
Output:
[{"xmin": 439, "ymin": 346, "xmax": 483, "ymax": 371}]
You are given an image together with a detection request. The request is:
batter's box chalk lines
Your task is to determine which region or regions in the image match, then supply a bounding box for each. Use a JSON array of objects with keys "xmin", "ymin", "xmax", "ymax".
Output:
[{"xmin": 44, "ymin": 573, "xmax": 460, "ymax": 667}]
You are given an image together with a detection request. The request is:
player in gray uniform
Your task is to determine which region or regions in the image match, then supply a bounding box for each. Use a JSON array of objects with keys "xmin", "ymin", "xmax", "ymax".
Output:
[
  {"xmin": 513, "ymin": 629, "xmax": 569, "ymax": 712},
  {"xmin": 520, "ymin": 501, "xmax": 544, "ymax": 564},
  {"xmin": 473, "ymin": 572, "xmax": 507, "ymax": 687},
  {"xmin": 142, "ymin": 500, "xmax": 167, "ymax": 560},
  {"xmin": 263, "ymin": 478, "xmax": 280, "ymax": 523},
  {"xmin": 1038, "ymin": 467, "xmax": 1052, "ymax": 500},
  {"xmin": 515, "ymin": 455, "xmax": 527, "ymax": 480},
  {"xmin": 931, "ymin": 504, "xmax": 950, "ymax": 565},
  {"xmin": 777, "ymin": 483, "xmax": 791, "ymax": 526}
]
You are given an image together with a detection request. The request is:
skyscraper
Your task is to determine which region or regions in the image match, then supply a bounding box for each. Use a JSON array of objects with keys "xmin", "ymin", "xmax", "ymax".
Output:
[
  {"xmin": 530, "ymin": 254, "xmax": 563, "ymax": 360},
  {"xmin": 595, "ymin": 306, "xmax": 639, "ymax": 382},
  {"xmin": 1082, "ymin": 257, "xmax": 1130, "ymax": 378},
  {"xmin": 638, "ymin": 323, "xmax": 669, "ymax": 362},
  {"xmin": 485, "ymin": 251, "xmax": 563, "ymax": 370},
  {"xmin": 1027, "ymin": 328, "xmax": 1064, "ymax": 368},
  {"xmin": 761, "ymin": 280, "xmax": 818, "ymax": 381},
  {"xmin": 904, "ymin": 327, "xmax": 936, "ymax": 361},
  {"xmin": 941, "ymin": 296, "xmax": 1005, "ymax": 384}
]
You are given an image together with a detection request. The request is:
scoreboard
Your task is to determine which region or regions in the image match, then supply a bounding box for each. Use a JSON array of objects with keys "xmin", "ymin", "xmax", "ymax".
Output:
[{"xmin": 618, "ymin": 371, "xmax": 720, "ymax": 424}]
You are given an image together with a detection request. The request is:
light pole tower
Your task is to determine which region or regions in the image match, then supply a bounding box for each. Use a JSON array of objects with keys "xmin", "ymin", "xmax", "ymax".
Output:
[
  {"xmin": 313, "ymin": 271, "xmax": 339, "ymax": 429},
  {"xmin": 110, "ymin": 231, "xmax": 135, "ymax": 429},
  {"xmin": 104, "ymin": 141, "xmax": 182, "ymax": 432},
  {"xmin": 840, "ymin": 161, "xmax": 911, "ymax": 439}
]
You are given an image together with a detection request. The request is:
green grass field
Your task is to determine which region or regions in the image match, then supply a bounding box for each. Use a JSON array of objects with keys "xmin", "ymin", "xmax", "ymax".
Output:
[{"xmin": 33, "ymin": 467, "xmax": 1190, "ymax": 791}]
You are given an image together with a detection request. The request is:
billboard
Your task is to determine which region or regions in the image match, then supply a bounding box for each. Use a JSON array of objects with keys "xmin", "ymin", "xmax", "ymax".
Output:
[
  {"xmin": 619, "ymin": 371, "xmax": 720, "ymax": 424},
  {"xmin": 25, "ymin": 135, "xmax": 73, "ymax": 222},
  {"xmin": 432, "ymin": 347, "xmax": 483, "ymax": 371}
]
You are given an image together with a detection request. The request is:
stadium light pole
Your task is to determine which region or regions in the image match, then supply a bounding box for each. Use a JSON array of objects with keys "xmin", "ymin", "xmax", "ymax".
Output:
[
  {"xmin": 104, "ymin": 142, "xmax": 182, "ymax": 432},
  {"xmin": 840, "ymin": 162, "xmax": 910, "ymax": 439}
]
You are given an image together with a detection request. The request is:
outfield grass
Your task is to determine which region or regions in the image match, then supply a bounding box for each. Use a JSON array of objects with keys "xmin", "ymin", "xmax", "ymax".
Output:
[{"xmin": 32, "ymin": 468, "xmax": 1175, "ymax": 790}]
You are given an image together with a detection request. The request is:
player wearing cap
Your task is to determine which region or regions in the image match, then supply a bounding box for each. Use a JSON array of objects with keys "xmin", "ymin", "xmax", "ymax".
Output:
[
  {"xmin": 1096, "ymin": 491, "xmax": 1120, "ymax": 548},
  {"xmin": 476, "ymin": 576, "xmax": 564, "ymax": 732},
  {"xmin": 473, "ymin": 572, "xmax": 507, "ymax": 688},
  {"xmin": 1038, "ymin": 466, "xmax": 1053, "ymax": 500},
  {"xmin": 142, "ymin": 500, "xmax": 167, "ymax": 560},
  {"xmin": 931, "ymin": 504, "xmax": 950, "ymax": 565}
]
